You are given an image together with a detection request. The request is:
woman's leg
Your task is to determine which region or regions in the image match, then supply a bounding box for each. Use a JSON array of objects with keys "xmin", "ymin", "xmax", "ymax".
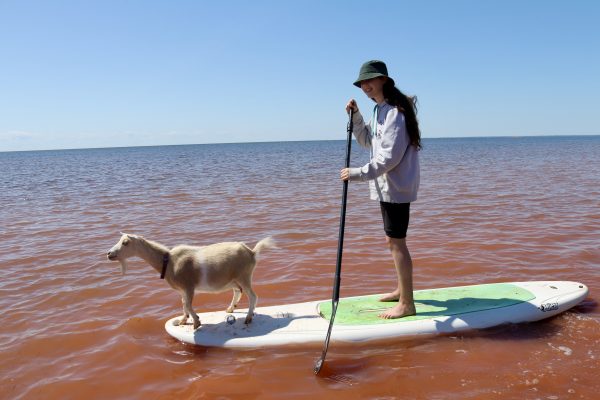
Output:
[{"xmin": 379, "ymin": 236, "xmax": 416, "ymax": 319}]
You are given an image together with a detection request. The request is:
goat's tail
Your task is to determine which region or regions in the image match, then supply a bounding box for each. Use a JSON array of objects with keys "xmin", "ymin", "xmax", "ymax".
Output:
[{"xmin": 252, "ymin": 236, "xmax": 277, "ymax": 256}]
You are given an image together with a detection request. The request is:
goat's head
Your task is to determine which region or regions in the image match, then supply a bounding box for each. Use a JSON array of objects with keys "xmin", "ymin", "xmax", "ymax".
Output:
[{"xmin": 107, "ymin": 233, "xmax": 141, "ymax": 274}]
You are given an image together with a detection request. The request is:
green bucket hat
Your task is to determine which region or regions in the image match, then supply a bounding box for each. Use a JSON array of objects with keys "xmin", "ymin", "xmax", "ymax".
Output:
[{"xmin": 353, "ymin": 60, "xmax": 394, "ymax": 87}]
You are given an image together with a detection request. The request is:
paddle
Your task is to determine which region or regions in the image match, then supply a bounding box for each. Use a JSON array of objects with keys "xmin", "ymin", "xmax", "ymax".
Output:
[{"xmin": 314, "ymin": 109, "xmax": 354, "ymax": 375}]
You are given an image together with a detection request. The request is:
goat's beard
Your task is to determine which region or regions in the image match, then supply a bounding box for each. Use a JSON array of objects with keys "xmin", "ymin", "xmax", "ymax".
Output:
[{"xmin": 119, "ymin": 259, "xmax": 128, "ymax": 275}]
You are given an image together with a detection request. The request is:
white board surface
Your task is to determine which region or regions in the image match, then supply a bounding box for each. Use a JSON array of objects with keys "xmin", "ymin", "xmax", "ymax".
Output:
[{"xmin": 164, "ymin": 281, "xmax": 588, "ymax": 348}]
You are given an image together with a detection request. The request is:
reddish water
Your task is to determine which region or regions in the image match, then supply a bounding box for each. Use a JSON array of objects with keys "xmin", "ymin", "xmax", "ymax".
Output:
[{"xmin": 1, "ymin": 137, "xmax": 599, "ymax": 399}]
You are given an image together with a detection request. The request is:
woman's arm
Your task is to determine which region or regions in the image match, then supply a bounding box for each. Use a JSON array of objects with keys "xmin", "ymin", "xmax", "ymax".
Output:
[
  {"xmin": 347, "ymin": 108, "xmax": 409, "ymax": 181},
  {"xmin": 346, "ymin": 99, "xmax": 372, "ymax": 149}
]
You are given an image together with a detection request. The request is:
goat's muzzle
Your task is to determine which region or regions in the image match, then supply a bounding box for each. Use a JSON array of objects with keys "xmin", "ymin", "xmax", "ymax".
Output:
[{"xmin": 107, "ymin": 252, "xmax": 117, "ymax": 261}]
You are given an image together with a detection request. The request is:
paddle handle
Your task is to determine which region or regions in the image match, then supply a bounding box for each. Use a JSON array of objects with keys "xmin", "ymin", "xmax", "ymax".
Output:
[{"xmin": 332, "ymin": 110, "xmax": 353, "ymax": 301}]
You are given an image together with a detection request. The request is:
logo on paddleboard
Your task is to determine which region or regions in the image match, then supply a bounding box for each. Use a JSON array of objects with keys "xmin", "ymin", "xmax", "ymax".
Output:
[{"xmin": 540, "ymin": 302, "xmax": 559, "ymax": 312}]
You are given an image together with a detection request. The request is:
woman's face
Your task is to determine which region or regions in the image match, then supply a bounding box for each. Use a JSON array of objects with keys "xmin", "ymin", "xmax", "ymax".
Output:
[{"xmin": 360, "ymin": 77, "xmax": 386, "ymax": 102}]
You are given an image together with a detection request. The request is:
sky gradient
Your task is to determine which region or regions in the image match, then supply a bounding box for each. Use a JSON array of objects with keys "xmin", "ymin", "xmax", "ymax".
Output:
[{"xmin": 1, "ymin": 0, "xmax": 599, "ymax": 151}]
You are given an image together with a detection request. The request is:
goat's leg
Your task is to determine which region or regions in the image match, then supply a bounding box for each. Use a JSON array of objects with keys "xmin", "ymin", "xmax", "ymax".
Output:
[
  {"xmin": 239, "ymin": 281, "xmax": 257, "ymax": 324},
  {"xmin": 226, "ymin": 286, "xmax": 243, "ymax": 313},
  {"xmin": 174, "ymin": 295, "xmax": 189, "ymax": 326},
  {"xmin": 186, "ymin": 290, "xmax": 201, "ymax": 330},
  {"xmin": 180, "ymin": 290, "xmax": 201, "ymax": 330}
]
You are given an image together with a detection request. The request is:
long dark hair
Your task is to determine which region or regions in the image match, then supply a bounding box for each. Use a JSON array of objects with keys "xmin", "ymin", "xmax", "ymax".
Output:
[{"xmin": 383, "ymin": 80, "xmax": 422, "ymax": 150}]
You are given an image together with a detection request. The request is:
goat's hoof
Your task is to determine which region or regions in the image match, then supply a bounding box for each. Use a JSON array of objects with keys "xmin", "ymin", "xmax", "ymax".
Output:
[
  {"xmin": 244, "ymin": 317, "xmax": 253, "ymax": 324},
  {"xmin": 193, "ymin": 321, "xmax": 201, "ymax": 331},
  {"xmin": 226, "ymin": 307, "xmax": 234, "ymax": 313}
]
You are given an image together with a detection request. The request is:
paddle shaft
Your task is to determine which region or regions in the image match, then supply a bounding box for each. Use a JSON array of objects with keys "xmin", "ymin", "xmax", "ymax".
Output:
[{"xmin": 314, "ymin": 109, "xmax": 354, "ymax": 374}]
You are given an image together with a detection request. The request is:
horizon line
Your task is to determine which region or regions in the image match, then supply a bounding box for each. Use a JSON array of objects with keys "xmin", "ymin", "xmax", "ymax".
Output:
[{"xmin": 1, "ymin": 133, "xmax": 598, "ymax": 154}]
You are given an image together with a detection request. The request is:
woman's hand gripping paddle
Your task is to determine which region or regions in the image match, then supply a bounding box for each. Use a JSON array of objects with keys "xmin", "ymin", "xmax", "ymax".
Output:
[{"xmin": 314, "ymin": 109, "xmax": 354, "ymax": 374}]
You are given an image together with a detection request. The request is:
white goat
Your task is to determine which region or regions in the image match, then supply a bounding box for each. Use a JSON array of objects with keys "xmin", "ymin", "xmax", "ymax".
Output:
[{"xmin": 107, "ymin": 233, "xmax": 276, "ymax": 329}]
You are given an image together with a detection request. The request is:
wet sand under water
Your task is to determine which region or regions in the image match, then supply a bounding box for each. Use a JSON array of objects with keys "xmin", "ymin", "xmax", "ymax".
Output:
[{"xmin": 1, "ymin": 137, "xmax": 599, "ymax": 399}]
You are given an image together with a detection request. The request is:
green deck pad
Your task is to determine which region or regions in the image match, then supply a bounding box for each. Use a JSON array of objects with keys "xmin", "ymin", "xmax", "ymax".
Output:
[{"xmin": 318, "ymin": 283, "xmax": 535, "ymax": 325}]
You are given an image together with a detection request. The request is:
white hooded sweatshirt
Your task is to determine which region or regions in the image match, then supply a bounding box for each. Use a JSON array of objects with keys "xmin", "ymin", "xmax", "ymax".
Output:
[{"xmin": 347, "ymin": 102, "xmax": 420, "ymax": 203}]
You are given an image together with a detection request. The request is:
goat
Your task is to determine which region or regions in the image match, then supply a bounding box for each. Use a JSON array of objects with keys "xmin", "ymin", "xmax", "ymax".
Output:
[{"xmin": 107, "ymin": 233, "xmax": 276, "ymax": 330}]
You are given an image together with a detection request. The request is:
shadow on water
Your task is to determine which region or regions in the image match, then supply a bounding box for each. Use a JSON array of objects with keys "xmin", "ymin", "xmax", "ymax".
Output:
[
  {"xmin": 314, "ymin": 357, "xmax": 366, "ymax": 387},
  {"xmin": 461, "ymin": 318, "xmax": 564, "ymax": 341},
  {"xmin": 572, "ymin": 296, "xmax": 598, "ymax": 314}
]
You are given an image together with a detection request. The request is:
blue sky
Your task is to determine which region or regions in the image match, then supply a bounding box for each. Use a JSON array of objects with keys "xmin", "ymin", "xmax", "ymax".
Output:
[{"xmin": 1, "ymin": 0, "xmax": 599, "ymax": 151}]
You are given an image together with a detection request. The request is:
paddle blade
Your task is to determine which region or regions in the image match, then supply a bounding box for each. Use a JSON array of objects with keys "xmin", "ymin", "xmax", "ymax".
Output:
[{"xmin": 314, "ymin": 358, "xmax": 324, "ymax": 374}]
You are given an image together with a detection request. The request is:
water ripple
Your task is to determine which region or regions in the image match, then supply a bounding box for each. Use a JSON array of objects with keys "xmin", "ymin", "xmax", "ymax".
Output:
[{"xmin": 0, "ymin": 137, "xmax": 599, "ymax": 399}]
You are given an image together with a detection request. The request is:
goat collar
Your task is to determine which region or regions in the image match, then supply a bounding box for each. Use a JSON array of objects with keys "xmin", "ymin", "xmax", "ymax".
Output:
[{"xmin": 160, "ymin": 253, "xmax": 169, "ymax": 279}]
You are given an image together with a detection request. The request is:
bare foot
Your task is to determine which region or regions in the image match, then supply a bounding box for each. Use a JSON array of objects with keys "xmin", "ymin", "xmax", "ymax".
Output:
[
  {"xmin": 379, "ymin": 290, "xmax": 401, "ymax": 302},
  {"xmin": 378, "ymin": 303, "xmax": 416, "ymax": 319}
]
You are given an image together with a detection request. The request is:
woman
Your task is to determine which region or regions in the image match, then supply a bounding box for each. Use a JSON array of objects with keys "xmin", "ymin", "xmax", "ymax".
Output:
[{"xmin": 341, "ymin": 60, "xmax": 421, "ymax": 319}]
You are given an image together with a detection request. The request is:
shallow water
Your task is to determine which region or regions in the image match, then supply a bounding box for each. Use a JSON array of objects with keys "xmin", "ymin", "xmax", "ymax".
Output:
[{"xmin": 1, "ymin": 137, "xmax": 599, "ymax": 399}]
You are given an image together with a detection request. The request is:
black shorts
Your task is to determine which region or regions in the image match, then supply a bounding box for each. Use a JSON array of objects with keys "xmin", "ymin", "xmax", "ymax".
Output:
[{"xmin": 379, "ymin": 202, "xmax": 411, "ymax": 239}]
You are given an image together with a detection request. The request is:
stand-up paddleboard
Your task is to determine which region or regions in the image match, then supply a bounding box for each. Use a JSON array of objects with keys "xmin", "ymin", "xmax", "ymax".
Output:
[{"xmin": 165, "ymin": 281, "xmax": 588, "ymax": 348}]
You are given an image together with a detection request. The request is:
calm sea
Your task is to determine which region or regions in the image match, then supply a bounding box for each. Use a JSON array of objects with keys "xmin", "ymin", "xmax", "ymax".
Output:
[{"xmin": 1, "ymin": 136, "xmax": 599, "ymax": 399}]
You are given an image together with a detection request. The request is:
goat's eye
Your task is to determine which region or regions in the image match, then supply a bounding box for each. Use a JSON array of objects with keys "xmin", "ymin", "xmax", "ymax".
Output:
[{"xmin": 123, "ymin": 240, "xmax": 129, "ymax": 246}]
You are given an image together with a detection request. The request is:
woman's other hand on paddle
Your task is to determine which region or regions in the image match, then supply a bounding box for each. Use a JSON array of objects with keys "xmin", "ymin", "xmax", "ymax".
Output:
[
  {"xmin": 346, "ymin": 99, "xmax": 358, "ymax": 115},
  {"xmin": 340, "ymin": 168, "xmax": 350, "ymax": 181}
]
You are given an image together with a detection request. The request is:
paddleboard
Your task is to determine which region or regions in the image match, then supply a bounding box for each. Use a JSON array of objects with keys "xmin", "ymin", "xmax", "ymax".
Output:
[{"xmin": 165, "ymin": 281, "xmax": 588, "ymax": 348}]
